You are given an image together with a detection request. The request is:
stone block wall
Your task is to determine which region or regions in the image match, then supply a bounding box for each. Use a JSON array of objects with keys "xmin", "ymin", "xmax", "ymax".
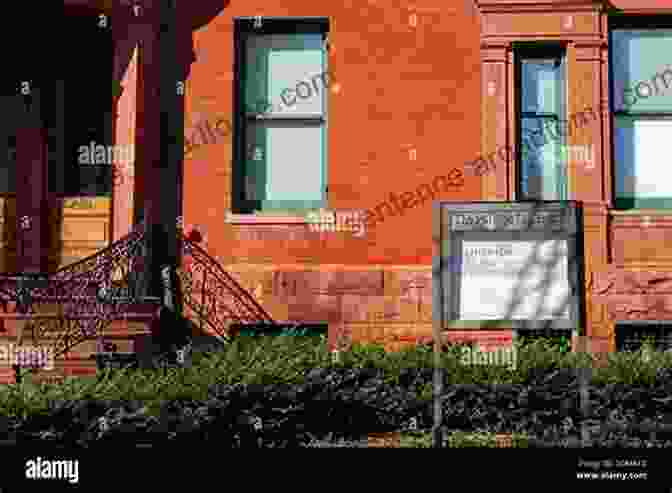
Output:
[{"xmin": 221, "ymin": 264, "xmax": 433, "ymax": 350}]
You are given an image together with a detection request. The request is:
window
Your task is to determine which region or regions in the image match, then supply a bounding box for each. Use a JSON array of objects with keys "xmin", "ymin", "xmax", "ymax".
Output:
[
  {"xmin": 233, "ymin": 17, "xmax": 329, "ymax": 213},
  {"xmin": 516, "ymin": 47, "xmax": 568, "ymax": 201},
  {"xmin": 616, "ymin": 322, "xmax": 672, "ymax": 353},
  {"xmin": 610, "ymin": 27, "xmax": 672, "ymax": 209}
]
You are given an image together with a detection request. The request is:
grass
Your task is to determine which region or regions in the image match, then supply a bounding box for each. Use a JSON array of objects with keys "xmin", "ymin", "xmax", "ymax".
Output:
[{"xmin": 0, "ymin": 334, "xmax": 670, "ymax": 447}]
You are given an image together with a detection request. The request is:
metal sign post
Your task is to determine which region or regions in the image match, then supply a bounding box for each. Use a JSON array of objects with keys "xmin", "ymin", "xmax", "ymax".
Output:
[
  {"xmin": 432, "ymin": 204, "xmax": 444, "ymax": 448},
  {"xmin": 432, "ymin": 201, "xmax": 585, "ymax": 448}
]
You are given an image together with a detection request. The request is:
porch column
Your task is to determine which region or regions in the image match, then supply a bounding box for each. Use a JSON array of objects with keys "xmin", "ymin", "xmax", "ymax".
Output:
[
  {"xmin": 135, "ymin": 0, "xmax": 183, "ymax": 303},
  {"xmin": 111, "ymin": 4, "xmax": 139, "ymax": 243},
  {"xmin": 15, "ymin": 86, "xmax": 47, "ymax": 273},
  {"xmin": 47, "ymin": 80, "xmax": 65, "ymax": 272}
]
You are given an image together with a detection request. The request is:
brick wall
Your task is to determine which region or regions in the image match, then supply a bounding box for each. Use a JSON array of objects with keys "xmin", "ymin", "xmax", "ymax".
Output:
[{"xmin": 182, "ymin": 1, "xmax": 482, "ymax": 341}]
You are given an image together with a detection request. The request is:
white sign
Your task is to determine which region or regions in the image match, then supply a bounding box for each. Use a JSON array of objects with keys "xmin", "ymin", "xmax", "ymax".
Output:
[{"xmin": 459, "ymin": 240, "xmax": 570, "ymax": 320}]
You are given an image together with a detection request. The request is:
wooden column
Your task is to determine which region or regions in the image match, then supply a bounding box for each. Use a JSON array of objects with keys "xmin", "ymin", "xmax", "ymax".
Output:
[
  {"xmin": 156, "ymin": 0, "xmax": 183, "ymax": 274},
  {"xmin": 15, "ymin": 86, "xmax": 46, "ymax": 273},
  {"xmin": 111, "ymin": 4, "xmax": 139, "ymax": 243},
  {"xmin": 46, "ymin": 80, "xmax": 65, "ymax": 272},
  {"xmin": 135, "ymin": 0, "xmax": 183, "ymax": 301},
  {"xmin": 133, "ymin": 2, "xmax": 162, "ymax": 298}
]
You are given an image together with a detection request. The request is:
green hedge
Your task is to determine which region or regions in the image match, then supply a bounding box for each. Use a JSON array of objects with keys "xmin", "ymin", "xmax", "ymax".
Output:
[{"xmin": 0, "ymin": 335, "xmax": 670, "ymax": 420}]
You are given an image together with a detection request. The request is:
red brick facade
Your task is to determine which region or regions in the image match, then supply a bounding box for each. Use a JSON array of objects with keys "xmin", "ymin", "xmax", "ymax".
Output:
[
  {"xmin": 180, "ymin": 1, "xmax": 483, "ymax": 350},
  {"xmin": 52, "ymin": 0, "xmax": 672, "ymax": 358}
]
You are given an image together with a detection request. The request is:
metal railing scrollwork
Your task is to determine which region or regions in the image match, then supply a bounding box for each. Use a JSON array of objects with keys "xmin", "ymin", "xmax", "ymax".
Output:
[
  {"xmin": 178, "ymin": 232, "xmax": 275, "ymax": 340},
  {"xmin": 0, "ymin": 222, "xmax": 275, "ymax": 369}
]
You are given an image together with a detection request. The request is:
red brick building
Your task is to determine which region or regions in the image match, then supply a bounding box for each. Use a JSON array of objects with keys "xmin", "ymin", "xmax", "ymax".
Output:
[
  {"xmin": 68, "ymin": 0, "xmax": 482, "ymax": 355},
  {"xmin": 5, "ymin": 0, "xmax": 671, "ymax": 377},
  {"xmin": 181, "ymin": 0, "xmax": 672, "ymax": 354},
  {"xmin": 181, "ymin": 1, "xmax": 482, "ymax": 351}
]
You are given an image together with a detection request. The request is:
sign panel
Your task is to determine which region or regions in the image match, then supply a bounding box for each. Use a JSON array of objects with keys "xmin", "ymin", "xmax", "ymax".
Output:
[
  {"xmin": 459, "ymin": 239, "xmax": 570, "ymax": 320},
  {"xmin": 449, "ymin": 209, "xmax": 570, "ymax": 232},
  {"xmin": 432, "ymin": 201, "xmax": 585, "ymax": 332}
]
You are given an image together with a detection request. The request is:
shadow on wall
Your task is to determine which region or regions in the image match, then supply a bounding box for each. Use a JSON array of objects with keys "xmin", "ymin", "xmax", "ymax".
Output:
[
  {"xmin": 105, "ymin": 0, "xmax": 233, "ymax": 226},
  {"xmin": 184, "ymin": 0, "xmax": 232, "ymax": 30}
]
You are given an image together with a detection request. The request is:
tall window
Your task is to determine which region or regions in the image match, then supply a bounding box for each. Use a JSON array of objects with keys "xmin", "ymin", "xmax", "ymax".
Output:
[
  {"xmin": 611, "ymin": 28, "xmax": 672, "ymax": 209},
  {"xmin": 516, "ymin": 48, "xmax": 568, "ymax": 201},
  {"xmin": 234, "ymin": 17, "xmax": 328, "ymax": 213}
]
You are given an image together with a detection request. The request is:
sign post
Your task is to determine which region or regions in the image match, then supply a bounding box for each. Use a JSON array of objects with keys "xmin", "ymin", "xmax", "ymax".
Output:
[{"xmin": 432, "ymin": 201, "xmax": 585, "ymax": 447}]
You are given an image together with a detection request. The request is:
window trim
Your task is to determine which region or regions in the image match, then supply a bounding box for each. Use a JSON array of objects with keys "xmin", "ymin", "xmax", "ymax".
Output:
[
  {"xmin": 232, "ymin": 17, "xmax": 329, "ymax": 215},
  {"xmin": 608, "ymin": 16, "xmax": 672, "ymax": 210}
]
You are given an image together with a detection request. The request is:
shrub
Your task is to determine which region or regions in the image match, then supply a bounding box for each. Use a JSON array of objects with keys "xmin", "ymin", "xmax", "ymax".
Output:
[{"xmin": 1, "ymin": 332, "xmax": 671, "ymax": 423}]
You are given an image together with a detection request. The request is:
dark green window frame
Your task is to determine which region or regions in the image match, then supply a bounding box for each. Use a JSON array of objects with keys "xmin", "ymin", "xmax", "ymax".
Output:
[
  {"xmin": 609, "ymin": 16, "xmax": 672, "ymax": 210},
  {"xmin": 233, "ymin": 17, "xmax": 329, "ymax": 214}
]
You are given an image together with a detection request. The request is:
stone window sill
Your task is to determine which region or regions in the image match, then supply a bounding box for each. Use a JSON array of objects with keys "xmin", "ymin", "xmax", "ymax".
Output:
[
  {"xmin": 609, "ymin": 210, "xmax": 672, "ymax": 216},
  {"xmin": 225, "ymin": 212, "xmax": 309, "ymax": 225}
]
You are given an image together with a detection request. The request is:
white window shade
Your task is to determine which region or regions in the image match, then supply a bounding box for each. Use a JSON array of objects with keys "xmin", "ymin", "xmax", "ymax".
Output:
[
  {"xmin": 246, "ymin": 121, "xmax": 325, "ymax": 201},
  {"xmin": 614, "ymin": 118, "xmax": 672, "ymax": 198}
]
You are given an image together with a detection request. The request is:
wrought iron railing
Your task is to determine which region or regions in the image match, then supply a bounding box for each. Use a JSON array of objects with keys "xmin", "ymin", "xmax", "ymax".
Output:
[
  {"xmin": 0, "ymin": 223, "xmax": 150, "ymax": 360},
  {"xmin": 178, "ymin": 232, "xmax": 275, "ymax": 340},
  {"xmin": 0, "ymin": 223, "xmax": 275, "ymax": 365}
]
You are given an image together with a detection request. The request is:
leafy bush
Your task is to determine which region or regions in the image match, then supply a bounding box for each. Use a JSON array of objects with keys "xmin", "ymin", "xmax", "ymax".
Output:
[{"xmin": 0, "ymin": 333, "xmax": 670, "ymax": 447}]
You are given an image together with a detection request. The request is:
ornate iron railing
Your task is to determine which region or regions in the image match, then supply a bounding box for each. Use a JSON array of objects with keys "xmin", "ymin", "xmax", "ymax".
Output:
[
  {"xmin": 0, "ymin": 223, "xmax": 275, "ymax": 364},
  {"xmin": 178, "ymin": 232, "xmax": 275, "ymax": 340},
  {"xmin": 0, "ymin": 223, "xmax": 151, "ymax": 360}
]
